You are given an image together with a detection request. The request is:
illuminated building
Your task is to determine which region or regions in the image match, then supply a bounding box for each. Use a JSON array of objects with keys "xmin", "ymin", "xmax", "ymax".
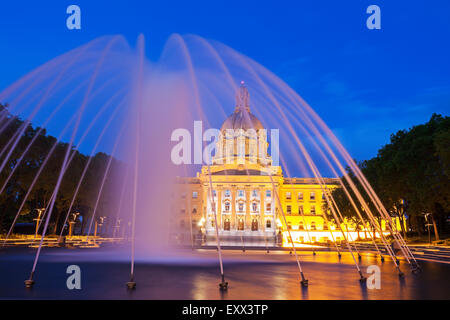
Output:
[{"xmin": 172, "ymin": 83, "xmax": 399, "ymax": 246}]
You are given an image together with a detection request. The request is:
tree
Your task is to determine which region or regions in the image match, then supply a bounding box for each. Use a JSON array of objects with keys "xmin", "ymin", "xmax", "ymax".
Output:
[{"xmin": 328, "ymin": 114, "xmax": 449, "ymax": 240}]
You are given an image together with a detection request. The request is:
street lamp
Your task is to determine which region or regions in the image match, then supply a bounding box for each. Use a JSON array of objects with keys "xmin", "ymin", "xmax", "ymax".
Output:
[
  {"xmin": 424, "ymin": 213, "xmax": 432, "ymax": 245},
  {"xmin": 68, "ymin": 212, "xmax": 80, "ymax": 238},
  {"xmin": 33, "ymin": 208, "xmax": 45, "ymax": 238},
  {"xmin": 113, "ymin": 218, "xmax": 122, "ymax": 238},
  {"xmin": 94, "ymin": 216, "xmax": 107, "ymax": 238}
]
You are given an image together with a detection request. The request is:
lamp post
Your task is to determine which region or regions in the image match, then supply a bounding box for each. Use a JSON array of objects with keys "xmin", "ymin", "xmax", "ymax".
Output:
[
  {"xmin": 68, "ymin": 212, "xmax": 80, "ymax": 238},
  {"xmin": 424, "ymin": 213, "xmax": 432, "ymax": 245},
  {"xmin": 33, "ymin": 208, "xmax": 45, "ymax": 238},
  {"xmin": 113, "ymin": 218, "xmax": 122, "ymax": 238},
  {"xmin": 94, "ymin": 216, "xmax": 106, "ymax": 238}
]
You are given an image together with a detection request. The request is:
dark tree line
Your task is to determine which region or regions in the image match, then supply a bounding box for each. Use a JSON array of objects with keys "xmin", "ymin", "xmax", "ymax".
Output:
[
  {"xmin": 0, "ymin": 104, "xmax": 124, "ymax": 236},
  {"xmin": 329, "ymin": 114, "xmax": 449, "ymax": 240}
]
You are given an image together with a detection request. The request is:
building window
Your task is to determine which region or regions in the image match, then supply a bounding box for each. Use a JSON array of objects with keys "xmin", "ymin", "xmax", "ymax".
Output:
[
  {"xmin": 286, "ymin": 205, "xmax": 291, "ymax": 214},
  {"xmin": 287, "ymin": 221, "xmax": 292, "ymax": 230},
  {"xmin": 310, "ymin": 192, "xmax": 315, "ymax": 200},
  {"xmin": 299, "ymin": 221, "xmax": 304, "ymax": 230},
  {"xmin": 252, "ymin": 190, "xmax": 258, "ymax": 198},
  {"xmin": 322, "ymin": 192, "xmax": 326, "ymax": 200},
  {"xmin": 225, "ymin": 189, "xmax": 231, "ymax": 197},
  {"xmin": 224, "ymin": 202, "xmax": 230, "ymax": 212},
  {"xmin": 266, "ymin": 202, "xmax": 271, "ymax": 212},
  {"xmin": 266, "ymin": 190, "xmax": 271, "ymax": 198},
  {"xmin": 298, "ymin": 192, "xmax": 303, "ymax": 200},
  {"xmin": 238, "ymin": 218, "xmax": 244, "ymax": 231},
  {"xmin": 224, "ymin": 218, "xmax": 230, "ymax": 231},
  {"xmin": 192, "ymin": 191, "xmax": 198, "ymax": 199},
  {"xmin": 310, "ymin": 205, "xmax": 316, "ymax": 215},
  {"xmin": 252, "ymin": 202, "xmax": 257, "ymax": 212},
  {"xmin": 311, "ymin": 221, "xmax": 316, "ymax": 230},
  {"xmin": 192, "ymin": 207, "xmax": 197, "ymax": 214},
  {"xmin": 251, "ymin": 219, "xmax": 258, "ymax": 231},
  {"xmin": 238, "ymin": 202, "xmax": 244, "ymax": 212},
  {"xmin": 266, "ymin": 219, "xmax": 272, "ymax": 228},
  {"xmin": 323, "ymin": 223, "xmax": 328, "ymax": 230},
  {"xmin": 238, "ymin": 190, "xmax": 244, "ymax": 197},
  {"xmin": 286, "ymin": 192, "xmax": 291, "ymax": 200},
  {"xmin": 298, "ymin": 205, "xmax": 303, "ymax": 215},
  {"xmin": 210, "ymin": 219, "xmax": 215, "ymax": 228}
]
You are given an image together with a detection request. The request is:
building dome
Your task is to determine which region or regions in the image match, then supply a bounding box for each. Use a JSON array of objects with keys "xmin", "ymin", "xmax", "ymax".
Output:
[
  {"xmin": 220, "ymin": 81, "xmax": 264, "ymax": 132},
  {"xmin": 220, "ymin": 110, "xmax": 264, "ymax": 131}
]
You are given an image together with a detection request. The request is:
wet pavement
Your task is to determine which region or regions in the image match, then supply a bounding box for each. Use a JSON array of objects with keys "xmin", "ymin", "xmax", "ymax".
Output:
[{"xmin": 0, "ymin": 247, "xmax": 449, "ymax": 299}]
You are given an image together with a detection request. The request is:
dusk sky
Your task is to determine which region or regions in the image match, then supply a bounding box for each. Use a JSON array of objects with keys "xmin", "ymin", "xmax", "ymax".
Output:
[{"xmin": 0, "ymin": 0, "xmax": 449, "ymax": 161}]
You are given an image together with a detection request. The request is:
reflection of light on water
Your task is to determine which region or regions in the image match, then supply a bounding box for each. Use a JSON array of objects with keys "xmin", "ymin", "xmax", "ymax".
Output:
[
  {"xmin": 192, "ymin": 273, "xmax": 212, "ymax": 300},
  {"xmin": 282, "ymin": 231, "xmax": 391, "ymax": 246}
]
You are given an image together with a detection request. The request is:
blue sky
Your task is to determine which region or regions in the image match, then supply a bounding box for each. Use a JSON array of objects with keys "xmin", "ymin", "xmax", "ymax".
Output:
[{"xmin": 0, "ymin": 0, "xmax": 449, "ymax": 161}]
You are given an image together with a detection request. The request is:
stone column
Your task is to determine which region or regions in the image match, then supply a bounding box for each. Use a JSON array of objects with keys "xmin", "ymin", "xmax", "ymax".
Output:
[
  {"xmin": 231, "ymin": 187, "xmax": 236, "ymax": 229},
  {"xmin": 203, "ymin": 186, "xmax": 210, "ymax": 229},
  {"xmin": 259, "ymin": 187, "xmax": 264, "ymax": 231},
  {"xmin": 245, "ymin": 188, "xmax": 251, "ymax": 229},
  {"xmin": 217, "ymin": 188, "xmax": 222, "ymax": 230}
]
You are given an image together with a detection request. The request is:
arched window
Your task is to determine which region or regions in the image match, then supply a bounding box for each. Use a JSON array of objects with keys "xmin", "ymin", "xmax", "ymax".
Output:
[
  {"xmin": 192, "ymin": 208, "xmax": 197, "ymax": 214},
  {"xmin": 252, "ymin": 202, "xmax": 257, "ymax": 212},
  {"xmin": 238, "ymin": 202, "xmax": 244, "ymax": 212},
  {"xmin": 237, "ymin": 218, "xmax": 244, "ymax": 231},
  {"xmin": 224, "ymin": 202, "xmax": 230, "ymax": 212},
  {"xmin": 266, "ymin": 219, "xmax": 272, "ymax": 228},
  {"xmin": 251, "ymin": 219, "xmax": 258, "ymax": 231},
  {"xmin": 224, "ymin": 218, "xmax": 230, "ymax": 231}
]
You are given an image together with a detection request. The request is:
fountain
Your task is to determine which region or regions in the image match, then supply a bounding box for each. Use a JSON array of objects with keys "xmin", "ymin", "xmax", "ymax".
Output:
[{"xmin": 0, "ymin": 33, "xmax": 425, "ymax": 297}]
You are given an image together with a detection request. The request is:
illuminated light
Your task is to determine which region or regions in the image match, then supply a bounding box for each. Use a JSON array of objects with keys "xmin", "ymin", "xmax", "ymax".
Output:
[{"xmin": 276, "ymin": 218, "xmax": 282, "ymax": 227}]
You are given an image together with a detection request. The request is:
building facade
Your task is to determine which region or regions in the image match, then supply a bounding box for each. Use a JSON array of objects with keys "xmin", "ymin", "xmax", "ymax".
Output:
[{"xmin": 171, "ymin": 84, "xmax": 394, "ymax": 247}]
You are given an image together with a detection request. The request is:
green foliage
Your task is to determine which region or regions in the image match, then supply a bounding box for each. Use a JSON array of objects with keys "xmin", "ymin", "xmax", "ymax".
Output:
[
  {"xmin": 328, "ymin": 114, "xmax": 449, "ymax": 236},
  {"xmin": 0, "ymin": 104, "xmax": 124, "ymax": 235}
]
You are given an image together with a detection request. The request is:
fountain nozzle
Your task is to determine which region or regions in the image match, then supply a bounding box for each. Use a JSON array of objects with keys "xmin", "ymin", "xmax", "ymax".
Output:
[
  {"xmin": 219, "ymin": 274, "xmax": 228, "ymax": 291},
  {"xmin": 25, "ymin": 279, "xmax": 34, "ymax": 288},
  {"xmin": 127, "ymin": 274, "xmax": 136, "ymax": 289}
]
